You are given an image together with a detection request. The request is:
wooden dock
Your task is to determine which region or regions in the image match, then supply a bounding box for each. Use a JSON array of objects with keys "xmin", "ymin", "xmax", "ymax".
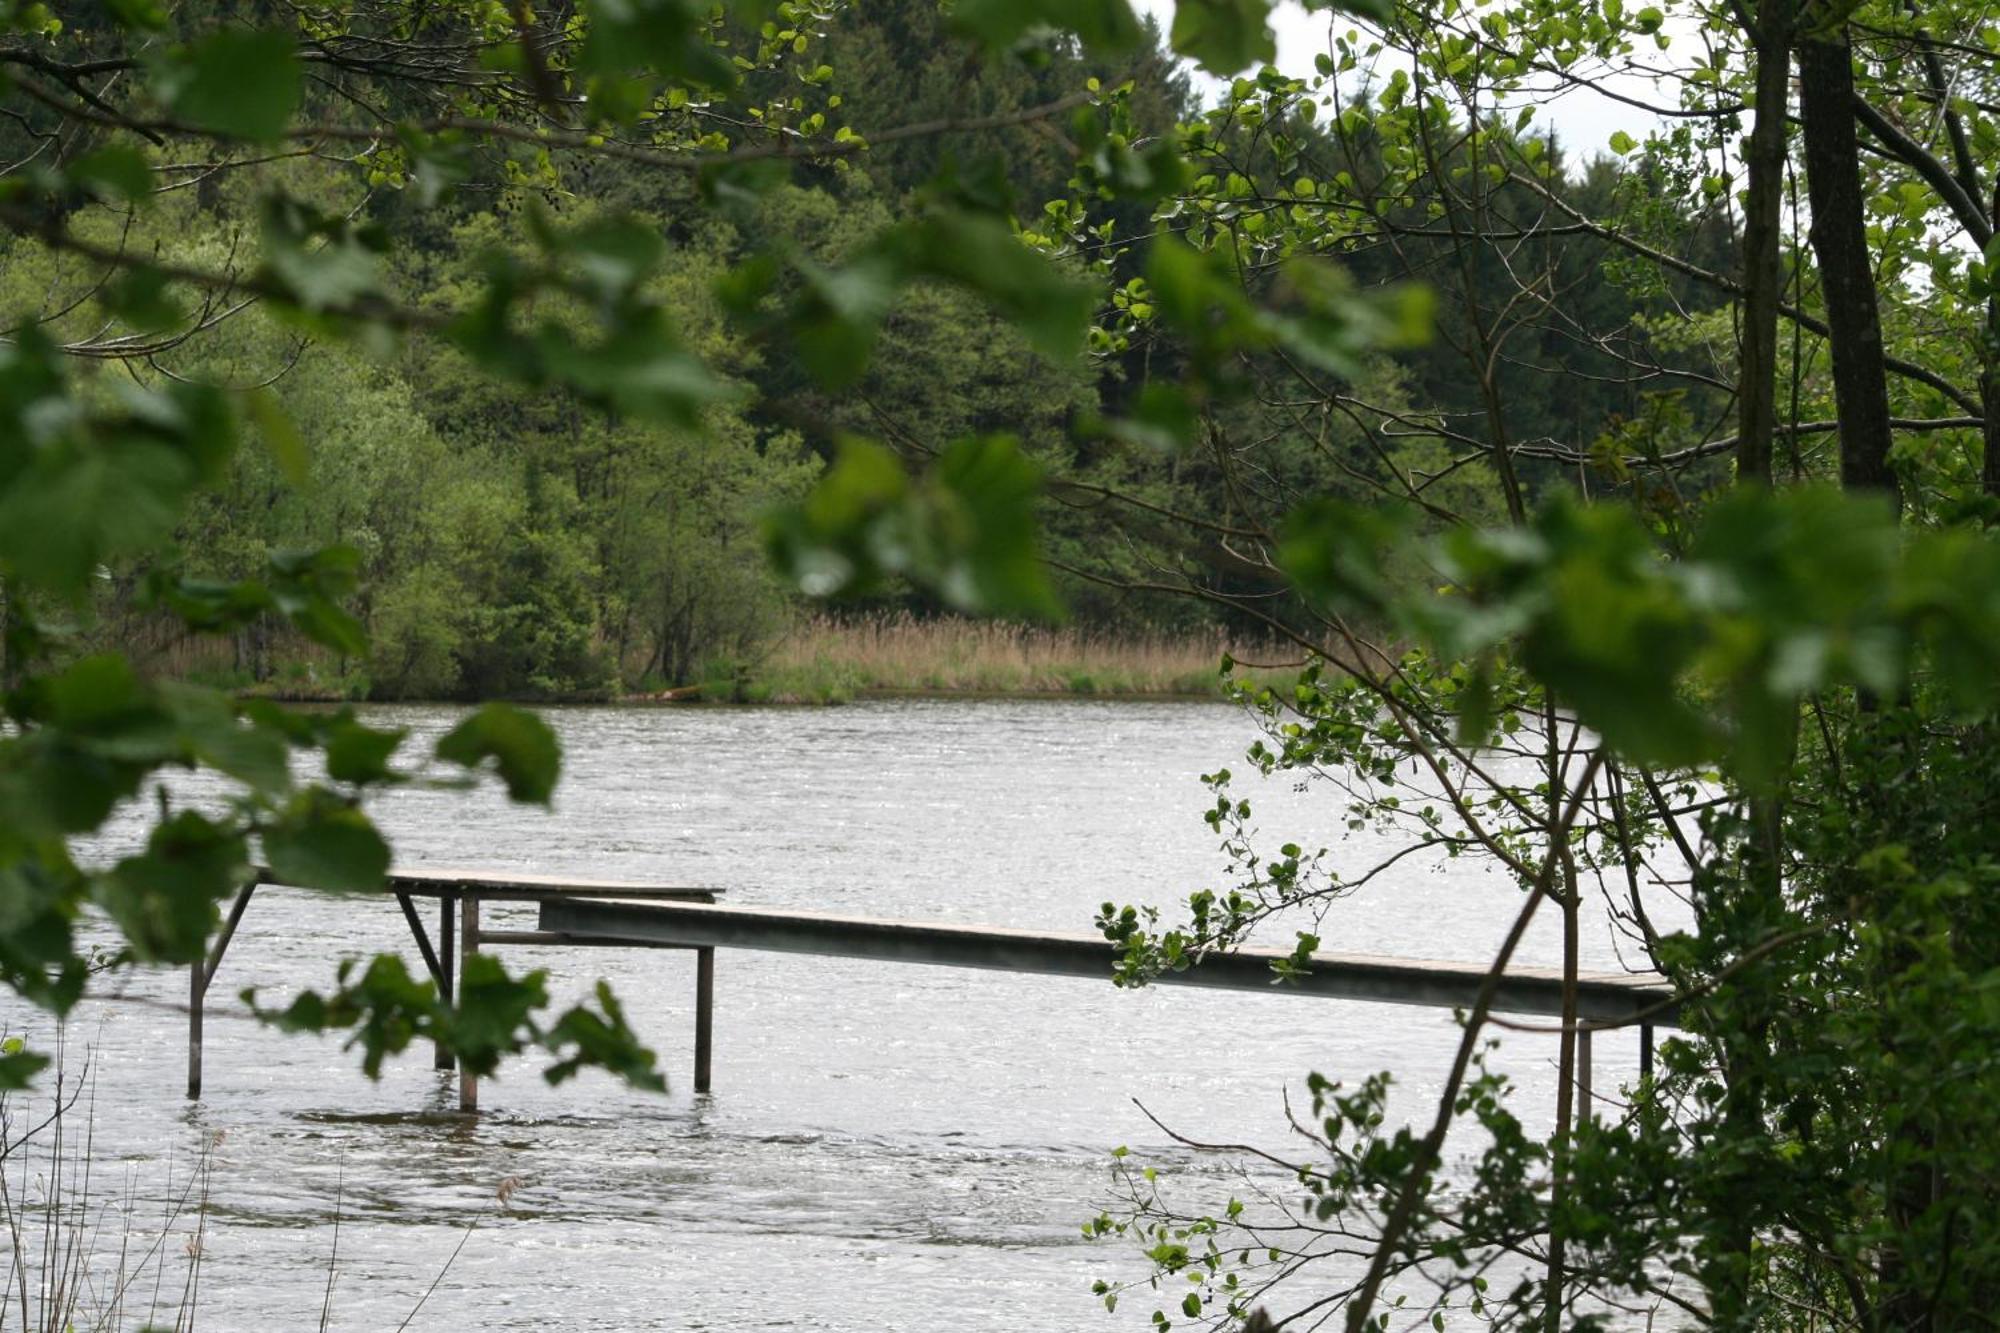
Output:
[
  {"xmin": 189, "ymin": 869, "xmax": 1677, "ymax": 1113},
  {"xmin": 189, "ymin": 868, "xmax": 721, "ymax": 1110}
]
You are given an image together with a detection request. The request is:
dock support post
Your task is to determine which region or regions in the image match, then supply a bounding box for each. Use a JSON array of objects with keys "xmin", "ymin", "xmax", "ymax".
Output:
[
  {"xmin": 187, "ymin": 955, "xmax": 203, "ymax": 1100},
  {"xmin": 694, "ymin": 946, "xmax": 714, "ymax": 1094},
  {"xmin": 435, "ymin": 892, "xmax": 457, "ymax": 1072},
  {"xmin": 1639, "ymin": 1021, "xmax": 1654, "ymax": 1083},
  {"xmin": 187, "ymin": 878, "xmax": 259, "ymax": 1101},
  {"xmin": 458, "ymin": 893, "xmax": 479, "ymax": 1112}
]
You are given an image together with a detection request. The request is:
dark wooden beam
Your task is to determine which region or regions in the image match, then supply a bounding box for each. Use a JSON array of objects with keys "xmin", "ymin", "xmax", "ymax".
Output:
[{"xmin": 538, "ymin": 898, "xmax": 1677, "ymax": 1025}]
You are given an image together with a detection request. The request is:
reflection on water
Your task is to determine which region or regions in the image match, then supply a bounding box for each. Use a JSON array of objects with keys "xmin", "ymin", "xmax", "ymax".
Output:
[{"xmin": 7, "ymin": 699, "xmax": 1665, "ymax": 1330}]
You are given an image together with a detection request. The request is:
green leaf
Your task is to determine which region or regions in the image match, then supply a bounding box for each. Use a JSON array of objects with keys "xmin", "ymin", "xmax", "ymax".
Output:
[
  {"xmin": 783, "ymin": 212, "xmax": 1094, "ymax": 389},
  {"xmin": 1171, "ymin": 0, "xmax": 1276, "ymax": 73},
  {"xmin": 715, "ymin": 251, "xmax": 781, "ymax": 321},
  {"xmin": 259, "ymin": 197, "xmax": 383, "ymax": 312},
  {"xmin": 542, "ymin": 981, "xmax": 667, "ymax": 1091},
  {"xmin": 267, "ymin": 545, "xmax": 367, "ymax": 655},
  {"xmin": 0, "ymin": 344, "xmax": 233, "ymax": 594},
  {"xmin": 1102, "ymin": 382, "xmax": 1199, "ymax": 453},
  {"xmin": 141, "ymin": 570, "xmax": 276, "ymax": 636},
  {"xmin": 245, "ymin": 387, "xmax": 309, "ymax": 486},
  {"xmin": 42, "ymin": 653, "xmax": 146, "ymax": 730},
  {"xmin": 764, "ymin": 435, "xmax": 910, "ymax": 597},
  {"xmin": 900, "ymin": 211, "xmax": 1099, "ymax": 365},
  {"xmin": 0, "ymin": 1047, "xmax": 51, "ymax": 1091},
  {"xmin": 536, "ymin": 308, "xmax": 726, "ymax": 426},
  {"xmin": 697, "ymin": 158, "xmax": 794, "ymax": 213},
  {"xmin": 157, "ymin": 29, "xmax": 302, "ymax": 141},
  {"xmin": 1443, "ymin": 499, "xmax": 1710, "ymax": 767},
  {"xmin": 3, "ymin": 748, "xmax": 148, "ymax": 844},
  {"xmin": 1269, "ymin": 263, "xmax": 1434, "ymax": 378},
  {"xmin": 101, "ymin": 266, "xmax": 186, "ymax": 335},
  {"xmin": 324, "ymin": 715, "xmax": 408, "ymax": 786},
  {"xmin": 579, "ymin": 0, "xmax": 738, "ymax": 90},
  {"xmin": 1277, "ymin": 498, "xmax": 1417, "ymax": 617},
  {"xmin": 1088, "ymin": 137, "xmax": 1190, "ymax": 204},
  {"xmin": 246, "ymin": 953, "xmax": 438, "ymax": 1078},
  {"xmin": 67, "ymin": 145, "xmax": 155, "ymax": 205},
  {"xmin": 1145, "ymin": 234, "xmax": 1260, "ymax": 360},
  {"xmin": 446, "ymin": 953, "xmax": 550, "ymax": 1074},
  {"xmin": 561, "ymin": 215, "xmax": 667, "ymax": 300},
  {"xmin": 95, "ymin": 811, "xmax": 249, "ymax": 962},
  {"xmin": 138, "ymin": 380, "xmax": 237, "ymax": 484},
  {"xmin": 329, "ymin": 955, "xmax": 439, "ymax": 1077},
  {"xmin": 764, "ymin": 435, "xmax": 1060, "ymax": 618},
  {"xmin": 1315, "ymin": 0, "xmax": 1393, "ymax": 20},
  {"xmin": 0, "ymin": 859, "xmax": 89, "ymax": 1014},
  {"xmin": 397, "ymin": 128, "xmax": 473, "ymax": 208},
  {"xmin": 436, "ymin": 704, "xmax": 562, "ymax": 805},
  {"xmin": 789, "ymin": 253, "xmax": 901, "ymax": 389},
  {"xmin": 951, "ymin": 0, "xmax": 1142, "ymax": 54},
  {"xmin": 161, "ymin": 682, "xmax": 293, "ymax": 795},
  {"xmin": 0, "ymin": 441, "xmax": 187, "ymax": 594},
  {"xmin": 105, "ymin": 0, "xmax": 168, "ymax": 29},
  {"xmin": 929, "ymin": 434, "xmax": 1062, "ymax": 618},
  {"xmin": 263, "ymin": 789, "xmax": 391, "ymax": 891}
]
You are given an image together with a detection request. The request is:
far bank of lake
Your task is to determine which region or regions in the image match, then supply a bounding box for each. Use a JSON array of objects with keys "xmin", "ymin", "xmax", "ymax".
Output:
[{"xmin": 140, "ymin": 612, "xmax": 1313, "ymax": 706}]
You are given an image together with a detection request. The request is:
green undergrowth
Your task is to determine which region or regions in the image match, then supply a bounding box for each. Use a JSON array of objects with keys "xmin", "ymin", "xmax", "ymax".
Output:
[{"xmin": 181, "ymin": 658, "xmax": 373, "ymax": 702}]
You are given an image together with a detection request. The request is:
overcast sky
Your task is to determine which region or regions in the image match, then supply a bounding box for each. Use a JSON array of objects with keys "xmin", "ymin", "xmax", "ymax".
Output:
[{"xmin": 1131, "ymin": 0, "xmax": 1667, "ymax": 162}]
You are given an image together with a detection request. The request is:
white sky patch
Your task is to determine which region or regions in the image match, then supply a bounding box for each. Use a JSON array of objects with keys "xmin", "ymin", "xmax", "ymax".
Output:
[{"xmin": 1134, "ymin": 0, "xmax": 1675, "ymax": 162}]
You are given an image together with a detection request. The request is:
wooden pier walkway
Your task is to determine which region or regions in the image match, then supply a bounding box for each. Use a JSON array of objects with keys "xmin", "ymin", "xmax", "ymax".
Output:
[
  {"xmin": 188, "ymin": 869, "xmax": 1677, "ymax": 1113},
  {"xmin": 189, "ymin": 868, "xmax": 722, "ymax": 1110}
]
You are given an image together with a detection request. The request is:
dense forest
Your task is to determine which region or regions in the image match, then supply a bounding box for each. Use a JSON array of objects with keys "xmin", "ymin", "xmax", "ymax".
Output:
[{"xmin": 3, "ymin": 0, "xmax": 1731, "ymax": 701}]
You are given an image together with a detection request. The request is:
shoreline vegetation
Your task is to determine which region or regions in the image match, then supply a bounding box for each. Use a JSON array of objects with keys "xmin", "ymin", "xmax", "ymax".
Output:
[
  {"xmin": 680, "ymin": 613, "xmax": 1308, "ymax": 704},
  {"xmin": 139, "ymin": 613, "xmax": 1310, "ymax": 706}
]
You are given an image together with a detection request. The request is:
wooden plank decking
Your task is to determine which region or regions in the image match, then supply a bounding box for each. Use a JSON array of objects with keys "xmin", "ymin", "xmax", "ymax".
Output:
[{"xmin": 538, "ymin": 896, "xmax": 1677, "ymax": 1024}]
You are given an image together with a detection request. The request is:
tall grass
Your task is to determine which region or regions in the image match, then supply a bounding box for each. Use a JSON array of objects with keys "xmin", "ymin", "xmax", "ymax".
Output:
[
  {"xmin": 0, "ymin": 1039, "xmax": 477, "ymax": 1333},
  {"xmin": 715, "ymin": 612, "xmax": 1309, "ymax": 703},
  {"xmin": 0, "ymin": 1051, "xmax": 212, "ymax": 1333}
]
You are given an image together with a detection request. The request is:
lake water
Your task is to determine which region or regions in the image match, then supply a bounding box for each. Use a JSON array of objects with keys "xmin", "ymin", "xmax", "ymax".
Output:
[{"xmin": 5, "ymin": 699, "xmax": 1670, "ymax": 1330}]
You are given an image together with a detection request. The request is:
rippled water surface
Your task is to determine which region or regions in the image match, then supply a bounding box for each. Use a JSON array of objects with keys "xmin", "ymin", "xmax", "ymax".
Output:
[{"xmin": 7, "ymin": 699, "xmax": 1666, "ymax": 1330}]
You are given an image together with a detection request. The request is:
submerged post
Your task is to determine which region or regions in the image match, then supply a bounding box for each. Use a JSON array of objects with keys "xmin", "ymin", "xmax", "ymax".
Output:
[
  {"xmin": 459, "ymin": 892, "xmax": 480, "ymax": 1112},
  {"xmin": 694, "ymin": 947, "xmax": 715, "ymax": 1094},
  {"xmin": 435, "ymin": 891, "xmax": 457, "ymax": 1072},
  {"xmin": 186, "ymin": 957, "xmax": 203, "ymax": 1099},
  {"xmin": 187, "ymin": 879, "xmax": 258, "ymax": 1100}
]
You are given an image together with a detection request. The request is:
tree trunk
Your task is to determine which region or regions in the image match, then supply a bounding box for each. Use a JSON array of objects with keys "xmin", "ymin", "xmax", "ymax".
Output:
[
  {"xmin": 1804, "ymin": 39, "xmax": 1936, "ymax": 1323},
  {"xmin": 1983, "ymin": 288, "xmax": 2000, "ymax": 500},
  {"xmin": 1737, "ymin": 8, "xmax": 1794, "ymax": 487},
  {"xmin": 1798, "ymin": 35, "xmax": 1899, "ymax": 510},
  {"xmin": 0, "ymin": 575, "xmax": 16, "ymax": 695},
  {"xmin": 1715, "ymin": 25, "xmax": 1796, "ymax": 1321}
]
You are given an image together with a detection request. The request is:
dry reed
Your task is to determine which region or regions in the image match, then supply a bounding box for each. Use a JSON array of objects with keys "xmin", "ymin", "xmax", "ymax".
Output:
[{"xmin": 742, "ymin": 612, "xmax": 1304, "ymax": 702}]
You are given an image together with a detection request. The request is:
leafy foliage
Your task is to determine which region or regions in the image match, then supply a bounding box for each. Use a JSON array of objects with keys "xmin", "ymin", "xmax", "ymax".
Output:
[
  {"xmin": 248, "ymin": 954, "xmax": 665, "ymax": 1090},
  {"xmin": 765, "ymin": 434, "xmax": 1061, "ymax": 618},
  {"xmin": 8, "ymin": 0, "xmax": 2000, "ymax": 1325}
]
